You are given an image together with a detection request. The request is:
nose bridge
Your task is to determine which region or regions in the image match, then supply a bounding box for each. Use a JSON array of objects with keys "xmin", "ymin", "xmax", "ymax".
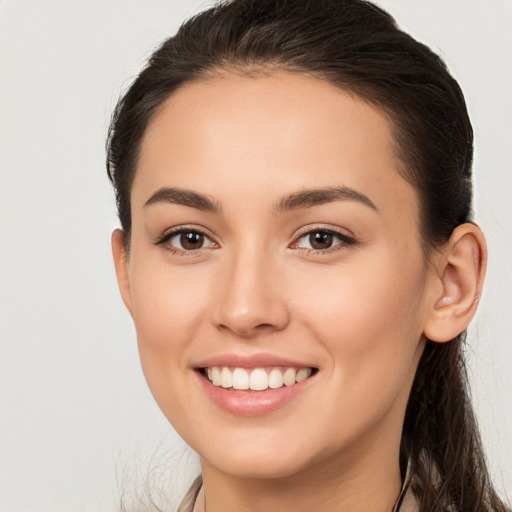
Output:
[{"xmin": 212, "ymin": 239, "xmax": 289, "ymax": 336}]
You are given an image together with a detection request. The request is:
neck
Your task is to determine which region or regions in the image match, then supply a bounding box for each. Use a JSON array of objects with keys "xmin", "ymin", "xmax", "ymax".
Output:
[{"xmin": 200, "ymin": 434, "xmax": 403, "ymax": 512}]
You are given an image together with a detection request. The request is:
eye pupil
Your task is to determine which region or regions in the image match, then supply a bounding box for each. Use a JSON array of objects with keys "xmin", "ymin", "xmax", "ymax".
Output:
[
  {"xmin": 180, "ymin": 231, "xmax": 204, "ymax": 250},
  {"xmin": 310, "ymin": 231, "xmax": 333, "ymax": 249}
]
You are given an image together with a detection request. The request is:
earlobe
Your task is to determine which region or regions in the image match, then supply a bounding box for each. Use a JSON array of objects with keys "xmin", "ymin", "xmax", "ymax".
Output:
[
  {"xmin": 423, "ymin": 223, "xmax": 487, "ymax": 343},
  {"xmin": 111, "ymin": 229, "xmax": 133, "ymax": 316}
]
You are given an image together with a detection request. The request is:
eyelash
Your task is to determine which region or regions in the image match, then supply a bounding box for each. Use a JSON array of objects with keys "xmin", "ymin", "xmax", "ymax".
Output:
[
  {"xmin": 292, "ymin": 226, "xmax": 357, "ymax": 255},
  {"xmin": 154, "ymin": 225, "xmax": 357, "ymax": 255},
  {"xmin": 155, "ymin": 226, "xmax": 217, "ymax": 254}
]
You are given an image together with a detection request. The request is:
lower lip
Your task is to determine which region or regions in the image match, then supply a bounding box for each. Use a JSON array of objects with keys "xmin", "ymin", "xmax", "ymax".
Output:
[{"xmin": 196, "ymin": 371, "xmax": 315, "ymax": 417}]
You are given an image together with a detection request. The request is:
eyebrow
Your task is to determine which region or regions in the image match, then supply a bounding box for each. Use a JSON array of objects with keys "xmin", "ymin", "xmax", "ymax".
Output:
[
  {"xmin": 143, "ymin": 185, "xmax": 377, "ymax": 215},
  {"xmin": 274, "ymin": 186, "xmax": 378, "ymax": 213},
  {"xmin": 144, "ymin": 187, "xmax": 222, "ymax": 213}
]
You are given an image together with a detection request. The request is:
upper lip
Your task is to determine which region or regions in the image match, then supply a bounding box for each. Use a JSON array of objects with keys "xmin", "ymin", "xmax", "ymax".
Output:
[{"xmin": 194, "ymin": 352, "xmax": 317, "ymax": 369}]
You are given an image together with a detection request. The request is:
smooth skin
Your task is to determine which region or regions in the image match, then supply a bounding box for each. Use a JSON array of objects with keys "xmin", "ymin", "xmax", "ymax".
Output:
[{"xmin": 112, "ymin": 73, "xmax": 486, "ymax": 512}]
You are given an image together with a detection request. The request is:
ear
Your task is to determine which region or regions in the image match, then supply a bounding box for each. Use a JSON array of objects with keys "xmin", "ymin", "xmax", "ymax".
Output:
[
  {"xmin": 111, "ymin": 229, "xmax": 133, "ymax": 316},
  {"xmin": 423, "ymin": 223, "xmax": 487, "ymax": 343}
]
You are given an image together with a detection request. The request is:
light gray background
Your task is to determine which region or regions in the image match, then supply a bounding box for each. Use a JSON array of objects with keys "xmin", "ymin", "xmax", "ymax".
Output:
[{"xmin": 1, "ymin": 1, "xmax": 511, "ymax": 511}]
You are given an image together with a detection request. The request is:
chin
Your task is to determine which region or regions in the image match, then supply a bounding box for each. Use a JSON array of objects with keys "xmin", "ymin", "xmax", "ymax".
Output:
[
  {"xmin": 193, "ymin": 430, "xmax": 330, "ymax": 480},
  {"xmin": 204, "ymin": 451, "xmax": 313, "ymax": 480}
]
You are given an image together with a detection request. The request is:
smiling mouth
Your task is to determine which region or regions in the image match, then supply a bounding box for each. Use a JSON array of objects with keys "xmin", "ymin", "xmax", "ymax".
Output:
[{"xmin": 200, "ymin": 366, "xmax": 317, "ymax": 392}]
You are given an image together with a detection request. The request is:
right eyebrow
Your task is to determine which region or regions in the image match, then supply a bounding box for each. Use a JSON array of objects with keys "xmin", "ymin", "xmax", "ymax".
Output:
[
  {"xmin": 144, "ymin": 187, "xmax": 222, "ymax": 213},
  {"xmin": 274, "ymin": 186, "xmax": 378, "ymax": 213}
]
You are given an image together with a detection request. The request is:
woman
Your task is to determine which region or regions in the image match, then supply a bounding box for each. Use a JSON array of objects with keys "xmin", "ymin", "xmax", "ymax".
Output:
[{"xmin": 107, "ymin": 0, "xmax": 510, "ymax": 510}]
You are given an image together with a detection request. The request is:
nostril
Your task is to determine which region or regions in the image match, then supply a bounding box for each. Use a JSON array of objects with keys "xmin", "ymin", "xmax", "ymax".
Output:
[
  {"xmin": 211, "ymin": 270, "xmax": 290, "ymax": 336},
  {"xmin": 216, "ymin": 319, "xmax": 286, "ymax": 338}
]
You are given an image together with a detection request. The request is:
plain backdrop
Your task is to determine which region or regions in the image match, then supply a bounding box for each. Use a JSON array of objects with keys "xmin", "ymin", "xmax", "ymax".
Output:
[{"xmin": 0, "ymin": 1, "xmax": 511, "ymax": 511}]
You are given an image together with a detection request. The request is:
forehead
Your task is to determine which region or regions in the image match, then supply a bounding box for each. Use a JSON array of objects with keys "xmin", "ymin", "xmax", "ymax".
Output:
[{"xmin": 134, "ymin": 72, "xmax": 417, "ymax": 221}]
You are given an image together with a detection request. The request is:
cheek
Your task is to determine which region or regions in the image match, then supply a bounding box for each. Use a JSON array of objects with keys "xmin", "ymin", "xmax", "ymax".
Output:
[
  {"xmin": 130, "ymin": 258, "xmax": 211, "ymax": 338},
  {"xmin": 127, "ymin": 258, "xmax": 212, "ymax": 400},
  {"xmin": 298, "ymin": 251, "xmax": 423, "ymax": 329},
  {"xmin": 292, "ymin": 247, "xmax": 426, "ymax": 409}
]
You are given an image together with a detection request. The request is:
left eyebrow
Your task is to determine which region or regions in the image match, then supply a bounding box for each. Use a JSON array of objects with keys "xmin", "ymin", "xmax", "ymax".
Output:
[
  {"xmin": 274, "ymin": 186, "xmax": 378, "ymax": 213},
  {"xmin": 144, "ymin": 187, "xmax": 222, "ymax": 213}
]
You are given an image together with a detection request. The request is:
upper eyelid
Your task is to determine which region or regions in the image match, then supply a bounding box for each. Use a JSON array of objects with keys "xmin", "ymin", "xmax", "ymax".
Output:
[
  {"xmin": 155, "ymin": 225, "xmax": 217, "ymax": 246},
  {"xmin": 290, "ymin": 226, "xmax": 357, "ymax": 252},
  {"xmin": 292, "ymin": 224, "xmax": 356, "ymax": 240},
  {"xmin": 154, "ymin": 223, "xmax": 356, "ymax": 247}
]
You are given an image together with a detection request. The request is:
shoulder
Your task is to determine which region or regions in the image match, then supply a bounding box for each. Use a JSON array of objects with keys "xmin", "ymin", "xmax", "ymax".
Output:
[{"xmin": 177, "ymin": 476, "xmax": 203, "ymax": 512}]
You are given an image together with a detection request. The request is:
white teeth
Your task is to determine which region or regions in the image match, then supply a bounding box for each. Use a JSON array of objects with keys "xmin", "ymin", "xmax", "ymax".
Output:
[
  {"xmin": 283, "ymin": 368, "xmax": 296, "ymax": 386},
  {"xmin": 296, "ymin": 368, "xmax": 311, "ymax": 382},
  {"xmin": 211, "ymin": 367, "xmax": 221, "ymax": 386},
  {"xmin": 220, "ymin": 367, "xmax": 232, "ymax": 388},
  {"xmin": 268, "ymin": 368, "xmax": 283, "ymax": 389},
  {"xmin": 232, "ymin": 368, "xmax": 249, "ymax": 390},
  {"xmin": 204, "ymin": 366, "xmax": 313, "ymax": 391},
  {"xmin": 249, "ymin": 368, "xmax": 268, "ymax": 391}
]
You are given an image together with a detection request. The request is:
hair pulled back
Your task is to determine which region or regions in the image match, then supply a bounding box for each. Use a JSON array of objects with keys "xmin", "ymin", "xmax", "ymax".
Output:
[{"xmin": 107, "ymin": 1, "xmax": 509, "ymax": 510}]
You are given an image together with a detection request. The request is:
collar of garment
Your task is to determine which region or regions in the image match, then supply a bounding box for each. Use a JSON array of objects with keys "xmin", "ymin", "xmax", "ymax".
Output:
[{"xmin": 189, "ymin": 478, "xmax": 418, "ymax": 512}]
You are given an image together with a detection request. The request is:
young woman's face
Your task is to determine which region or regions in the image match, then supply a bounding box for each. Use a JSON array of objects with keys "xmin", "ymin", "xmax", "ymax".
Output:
[{"xmin": 118, "ymin": 73, "xmax": 436, "ymax": 479}]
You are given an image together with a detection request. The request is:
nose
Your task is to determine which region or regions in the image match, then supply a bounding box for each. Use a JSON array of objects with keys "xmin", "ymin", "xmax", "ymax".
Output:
[{"xmin": 211, "ymin": 248, "xmax": 290, "ymax": 338}]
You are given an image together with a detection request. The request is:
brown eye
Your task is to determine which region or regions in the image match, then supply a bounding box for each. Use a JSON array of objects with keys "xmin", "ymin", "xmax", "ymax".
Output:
[
  {"xmin": 180, "ymin": 231, "xmax": 205, "ymax": 250},
  {"xmin": 163, "ymin": 230, "xmax": 216, "ymax": 251},
  {"xmin": 294, "ymin": 228, "xmax": 355, "ymax": 252},
  {"xmin": 309, "ymin": 231, "xmax": 333, "ymax": 249}
]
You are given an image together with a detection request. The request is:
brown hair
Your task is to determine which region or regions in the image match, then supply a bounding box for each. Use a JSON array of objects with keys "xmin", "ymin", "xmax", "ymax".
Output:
[{"xmin": 107, "ymin": 1, "xmax": 509, "ymax": 510}]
